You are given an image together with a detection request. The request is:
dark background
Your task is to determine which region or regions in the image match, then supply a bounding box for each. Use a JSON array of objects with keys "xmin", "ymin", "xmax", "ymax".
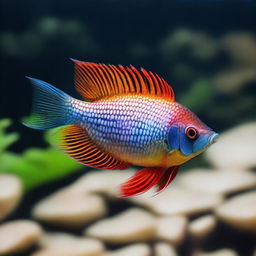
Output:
[
  {"xmin": 1, "ymin": 0, "xmax": 256, "ymax": 152},
  {"xmin": 0, "ymin": 1, "xmax": 256, "ymax": 256}
]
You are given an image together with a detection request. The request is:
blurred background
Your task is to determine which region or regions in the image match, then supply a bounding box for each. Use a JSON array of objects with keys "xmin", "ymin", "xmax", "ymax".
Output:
[{"xmin": 0, "ymin": 0, "xmax": 256, "ymax": 256}]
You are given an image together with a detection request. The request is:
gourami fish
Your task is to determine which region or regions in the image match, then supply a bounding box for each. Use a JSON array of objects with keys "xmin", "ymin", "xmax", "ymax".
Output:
[{"xmin": 24, "ymin": 60, "xmax": 218, "ymax": 197}]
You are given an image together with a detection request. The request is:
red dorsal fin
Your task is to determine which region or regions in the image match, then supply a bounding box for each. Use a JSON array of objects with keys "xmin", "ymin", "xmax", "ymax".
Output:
[
  {"xmin": 120, "ymin": 167, "xmax": 165, "ymax": 197},
  {"xmin": 156, "ymin": 166, "xmax": 179, "ymax": 194},
  {"xmin": 72, "ymin": 59, "xmax": 175, "ymax": 102},
  {"xmin": 57, "ymin": 125, "xmax": 130, "ymax": 170}
]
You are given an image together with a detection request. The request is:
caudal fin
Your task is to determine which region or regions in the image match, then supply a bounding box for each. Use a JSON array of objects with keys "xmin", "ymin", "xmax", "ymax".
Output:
[{"xmin": 23, "ymin": 77, "xmax": 72, "ymax": 130}]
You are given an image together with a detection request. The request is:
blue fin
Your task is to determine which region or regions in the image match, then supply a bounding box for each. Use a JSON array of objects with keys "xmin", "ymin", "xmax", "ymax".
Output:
[{"xmin": 23, "ymin": 77, "xmax": 72, "ymax": 130}]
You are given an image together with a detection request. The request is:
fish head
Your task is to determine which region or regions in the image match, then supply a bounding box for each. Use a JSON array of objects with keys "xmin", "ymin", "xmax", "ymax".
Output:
[{"xmin": 166, "ymin": 103, "xmax": 219, "ymax": 160}]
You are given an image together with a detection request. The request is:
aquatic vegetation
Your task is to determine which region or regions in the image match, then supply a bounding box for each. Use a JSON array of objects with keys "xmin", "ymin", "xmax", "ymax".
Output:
[
  {"xmin": 158, "ymin": 29, "xmax": 256, "ymax": 130},
  {"xmin": 0, "ymin": 17, "xmax": 98, "ymax": 59},
  {"xmin": 180, "ymin": 79, "xmax": 215, "ymax": 112},
  {"xmin": 0, "ymin": 119, "xmax": 80, "ymax": 192},
  {"xmin": 1, "ymin": 1, "xmax": 256, "ymax": 254}
]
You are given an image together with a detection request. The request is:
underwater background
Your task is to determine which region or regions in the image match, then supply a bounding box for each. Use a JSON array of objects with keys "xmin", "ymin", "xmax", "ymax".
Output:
[{"xmin": 0, "ymin": 0, "xmax": 256, "ymax": 256}]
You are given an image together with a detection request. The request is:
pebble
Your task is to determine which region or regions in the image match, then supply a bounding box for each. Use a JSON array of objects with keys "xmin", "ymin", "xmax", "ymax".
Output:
[
  {"xmin": 188, "ymin": 215, "xmax": 217, "ymax": 239},
  {"xmin": 103, "ymin": 243, "xmax": 151, "ymax": 256},
  {"xmin": 0, "ymin": 220, "xmax": 42, "ymax": 255},
  {"xmin": 130, "ymin": 187, "xmax": 223, "ymax": 216},
  {"xmin": 33, "ymin": 232, "xmax": 104, "ymax": 256},
  {"xmin": 32, "ymin": 188, "xmax": 106, "ymax": 228},
  {"xmin": 206, "ymin": 123, "xmax": 256, "ymax": 170},
  {"xmin": 85, "ymin": 208, "xmax": 156, "ymax": 243},
  {"xmin": 0, "ymin": 174, "xmax": 22, "ymax": 220},
  {"xmin": 178, "ymin": 169, "xmax": 256, "ymax": 195},
  {"xmin": 193, "ymin": 248, "xmax": 239, "ymax": 256},
  {"xmin": 215, "ymin": 190, "xmax": 256, "ymax": 232},
  {"xmin": 69, "ymin": 169, "xmax": 135, "ymax": 197},
  {"xmin": 156, "ymin": 215, "xmax": 187, "ymax": 245},
  {"xmin": 154, "ymin": 243, "xmax": 178, "ymax": 256},
  {"xmin": 32, "ymin": 250, "xmax": 71, "ymax": 256}
]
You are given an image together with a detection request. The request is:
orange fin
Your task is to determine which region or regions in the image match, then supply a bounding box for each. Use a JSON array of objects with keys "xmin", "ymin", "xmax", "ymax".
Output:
[
  {"xmin": 58, "ymin": 125, "xmax": 130, "ymax": 170},
  {"xmin": 120, "ymin": 167, "xmax": 165, "ymax": 197},
  {"xmin": 156, "ymin": 166, "xmax": 179, "ymax": 193},
  {"xmin": 72, "ymin": 59, "xmax": 175, "ymax": 102}
]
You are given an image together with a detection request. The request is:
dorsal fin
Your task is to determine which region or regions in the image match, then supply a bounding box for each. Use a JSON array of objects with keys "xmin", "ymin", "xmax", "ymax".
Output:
[{"xmin": 72, "ymin": 59, "xmax": 175, "ymax": 102}]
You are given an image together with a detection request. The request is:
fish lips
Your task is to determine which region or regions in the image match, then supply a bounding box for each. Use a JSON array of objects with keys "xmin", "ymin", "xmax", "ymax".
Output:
[{"xmin": 192, "ymin": 131, "xmax": 219, "ymax": 154}]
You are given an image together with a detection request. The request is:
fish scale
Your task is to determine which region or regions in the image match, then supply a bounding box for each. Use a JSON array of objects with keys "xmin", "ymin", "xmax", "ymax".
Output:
[
  {"xmin": 24, "ymin": 60, "xmax": 218, "ymax": 197},
  {"xmin": 70, "ymin": 95, "xmax": 173, "ymax": 166}
]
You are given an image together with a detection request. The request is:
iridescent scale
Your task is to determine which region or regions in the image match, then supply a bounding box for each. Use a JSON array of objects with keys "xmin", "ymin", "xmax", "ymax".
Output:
[
  {"xmin": 25, "ymin": 61, "xmax": 214, "ymax": 197},
  {"xmin": 70, "ymin": 95, "xmax": 177, "ymax": 166}
]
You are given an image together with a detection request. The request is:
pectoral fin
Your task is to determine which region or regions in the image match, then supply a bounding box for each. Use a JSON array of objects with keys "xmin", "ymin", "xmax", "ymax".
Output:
[{"xmin": 55, "ymin": 124, "xmax": 130, "ymax": 170}]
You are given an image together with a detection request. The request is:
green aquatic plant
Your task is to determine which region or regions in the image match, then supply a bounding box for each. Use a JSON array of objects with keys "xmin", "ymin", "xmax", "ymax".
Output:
[
  {"xmin": 0, "ymin": 119, "xmax": 81, "ymax": 191},
  {"xmin": 180, "ymin": 79, "xmax": 215, "ymax": 112}
]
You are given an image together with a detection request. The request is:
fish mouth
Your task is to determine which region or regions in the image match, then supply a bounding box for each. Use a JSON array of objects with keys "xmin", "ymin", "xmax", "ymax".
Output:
[
  {"xmin": 192, "ymin": 131, "xmax": 219, "ymax": 154},
  {"xmin": 208, "ymin": 132, "xmax": 219, "ymax": 145}
]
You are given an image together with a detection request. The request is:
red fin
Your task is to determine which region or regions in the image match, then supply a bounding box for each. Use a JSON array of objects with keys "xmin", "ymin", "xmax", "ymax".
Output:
[
  {"xmin": 120, "ymin": 167, "xmax": 165, "ymax": 197},
  {"xmin": 58, "ymin": 125, "xmax": 130, "ymax": 170},
  {"xmin": 156, "ymin": 166, "xmax": 179, "ymax": 193},
  {"xmin": 72, "ymin": 60, "xmax": 175, "ymax": 102}
]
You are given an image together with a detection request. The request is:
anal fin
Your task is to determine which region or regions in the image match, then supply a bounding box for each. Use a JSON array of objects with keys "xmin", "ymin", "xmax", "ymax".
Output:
[
  {"xmin": 156, "ymin": 166, "xmax": 179, "ymax": 193},
  {"xmin": 57, "ymin": 125, "xmax": 130, "ymax": 170},
  {"xmin": 120, "ymin": 167, "xmax": 165, "ymax": 197}
]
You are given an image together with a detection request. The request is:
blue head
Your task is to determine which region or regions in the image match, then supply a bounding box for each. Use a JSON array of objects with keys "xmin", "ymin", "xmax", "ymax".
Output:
[{"xmin": 166, "ymin": 103, "xmax": 219, "ymax": 158}]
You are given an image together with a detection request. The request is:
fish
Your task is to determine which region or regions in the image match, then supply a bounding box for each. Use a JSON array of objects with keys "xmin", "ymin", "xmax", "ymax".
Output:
[{"xmin": 24, "ymin": 59, "xmax": 219, "ymax": 197}]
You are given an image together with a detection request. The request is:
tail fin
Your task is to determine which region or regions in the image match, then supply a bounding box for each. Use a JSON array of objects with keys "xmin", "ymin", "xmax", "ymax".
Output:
[{"xmin": 23, "ymin": 77, "xmax": 72, "ymax": 130}]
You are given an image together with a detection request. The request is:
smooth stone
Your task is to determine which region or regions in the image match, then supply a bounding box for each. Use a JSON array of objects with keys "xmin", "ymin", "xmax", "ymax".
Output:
[
  {"xmin": 206, "ymin": 123, "xmax": 256, "ymax": 170},
  {"xmin": 32, "ymin": 249, "xmax": 102, "ymax": 256},
  {"xmin": 188, "ymin": 215, "xmax": 217, "ymax": 239},
  {"xmin": 32, "ymin": 249, "xmax": 72, "ymax": 256},
  {"xmin": 34, "ymin": 232, "xmax": 104, "ymax": 256},
  {"xmin": 85, "ymin": 208, "xmax": 156, "ymax": 243},
  {"xmin": 178, "ymin": 169, "xmax": 256, "ymax": 195},
  {"xmin": 215, "ymin": 191, "xmax": 256, "ymax": 232},
  {"xmin": 193, "ymin": 248, "xmax": 239, "ymax": 256},
  {"xmin": 69, "ymin": 169, "xmax": 136, "ymax": 197},
  {"xmin": 0, "ymin": 174, "xmax": 22, "ymax": 220},
  {"xmin": 154, "ymin": 243, "xmax": 177, "ymax": 256},
  {"xmin": 0, "ymin": 220, "xmax": 42, "ymax": 255},
  {"xmin": 130, "ymin": 187, "xmax": 223, "ymax": 216},
  {"xmin": 103, "ymin": 244, "xmax": 150, "ymax": 256},
  {"xmin": 156, "ymin": 216, "xmax": 187, "ymax": 245},
  {"xmin": 32, "ymin": 188, "xmax": 106, "ymax": 228}
]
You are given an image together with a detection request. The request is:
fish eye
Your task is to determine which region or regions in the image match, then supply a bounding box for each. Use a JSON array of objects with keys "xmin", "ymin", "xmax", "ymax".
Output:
[{"xmin": 185, "ymin": 126, "xmax": 198, "ymax": 140}]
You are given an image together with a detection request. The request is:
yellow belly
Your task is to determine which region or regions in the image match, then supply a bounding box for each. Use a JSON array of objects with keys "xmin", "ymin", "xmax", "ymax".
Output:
[
  {"xmin": 117, "ymin": 149, "xmax": 202, "ymax": 168},
  {"xmin": 164, "ymin": 149, "xmax": 203, "ymax": 167},
  {"xmin": 119, "ymin": 151, "xmax": 164, "ymax": 167}
]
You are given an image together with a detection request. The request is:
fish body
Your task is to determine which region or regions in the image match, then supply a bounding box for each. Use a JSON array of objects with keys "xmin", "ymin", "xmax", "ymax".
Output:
[
  {"xmin": 25, "ymin": 60, "xmax": 218, "ymax": 197},
  {"xmin": 70, "ymin": 95, "xmax": 208, "ymax": 167}
]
